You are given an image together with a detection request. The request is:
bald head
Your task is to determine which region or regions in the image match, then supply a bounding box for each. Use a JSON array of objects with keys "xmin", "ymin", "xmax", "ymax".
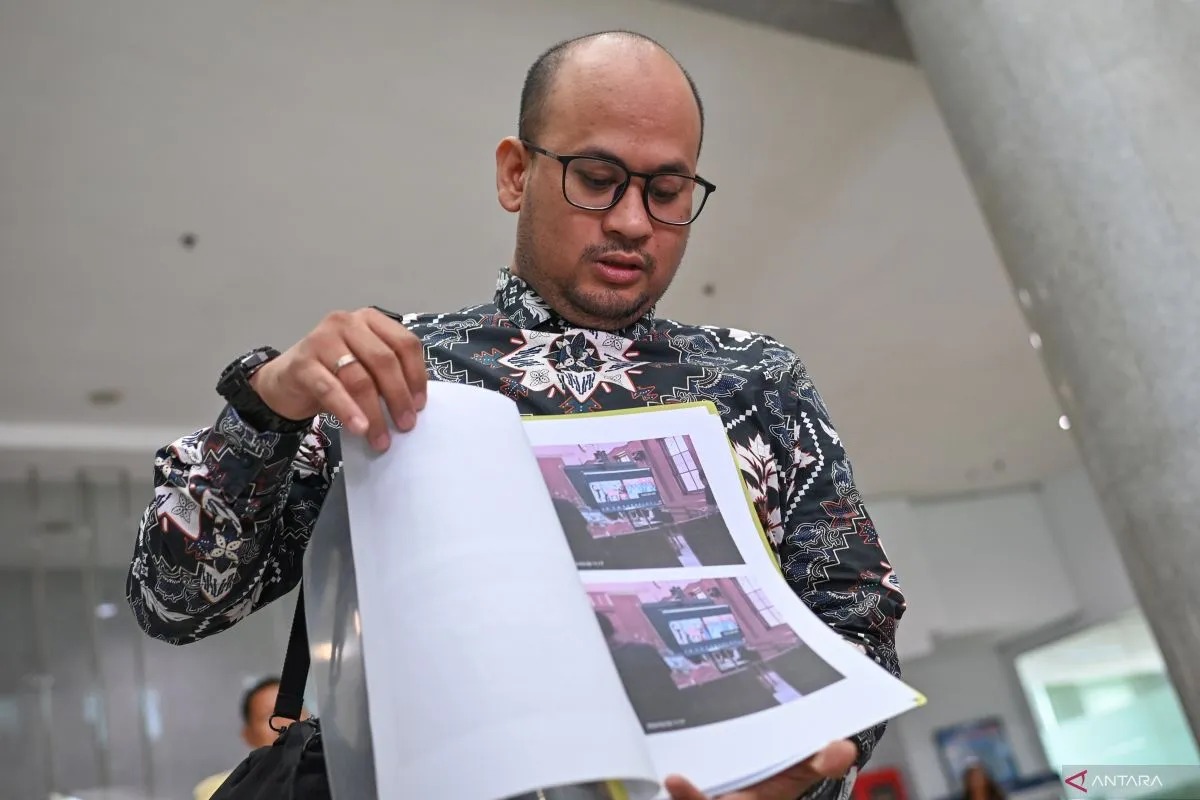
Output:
[{"xmin": 518, "ymin": 31, "xmax": 705, "ymax": 155}]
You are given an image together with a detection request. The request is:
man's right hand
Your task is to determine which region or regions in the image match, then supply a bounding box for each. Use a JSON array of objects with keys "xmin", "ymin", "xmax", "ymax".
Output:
[{"xmin": 249, "ymin": 308, "xmax": 428, "ymax": 451}]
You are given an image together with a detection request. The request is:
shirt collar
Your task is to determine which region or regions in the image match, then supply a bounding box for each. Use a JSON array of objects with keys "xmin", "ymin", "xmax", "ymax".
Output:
[{"xmin": 493, "ymin": 267, "xmax": 657, "ymax": 340}]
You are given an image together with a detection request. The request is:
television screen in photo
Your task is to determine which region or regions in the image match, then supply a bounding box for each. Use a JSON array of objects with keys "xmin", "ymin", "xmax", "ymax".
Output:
[
  {"xmin": 568, "ymin": 464, "xmax": 663, "ymax": 513},
  {"xmin": 647, "ymin": 602, "xmax": 747, "ymax": 658}
]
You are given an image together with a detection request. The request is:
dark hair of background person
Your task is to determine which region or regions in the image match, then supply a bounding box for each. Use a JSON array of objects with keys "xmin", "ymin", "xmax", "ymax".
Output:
[
  {"xmin": 595, "ymin": 610, "xmax": 616, "ymax": 640},
  {"xmin": 240, "ymin": 676, "xmax": 280, "ymax": 724},
  {"xmin": 961, "ymin": 763, "xmax": 1007, "ymax": 800}
]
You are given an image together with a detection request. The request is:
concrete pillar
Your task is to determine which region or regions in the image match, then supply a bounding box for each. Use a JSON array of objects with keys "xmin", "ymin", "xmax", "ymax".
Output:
[{"xmin": 894, "ymin": 0, "xmax": 1200, "ymax": 734}]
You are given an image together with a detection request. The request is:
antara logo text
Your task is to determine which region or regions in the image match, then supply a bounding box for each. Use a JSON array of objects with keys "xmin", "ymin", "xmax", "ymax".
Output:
[{"xmin": 1065, "ymin": 768, "xmax": 1165, "ymax": 792}]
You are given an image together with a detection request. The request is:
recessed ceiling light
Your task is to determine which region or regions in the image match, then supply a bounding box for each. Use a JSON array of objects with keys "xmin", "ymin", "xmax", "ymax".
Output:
[
  {"xmin": 1029, "ymin": 332, "xmax": 1043, "ymax": 349},
  {"xmin": 1058, "ymin": 415, "xmax": 1072, "ymax": 431},
  {"xmin": 38, "ymin": 518, "xmax": 76, "ymax": 535},
  {"xmin": 88, "ymin": 389, "xmax": 123, "ymax": 407}
]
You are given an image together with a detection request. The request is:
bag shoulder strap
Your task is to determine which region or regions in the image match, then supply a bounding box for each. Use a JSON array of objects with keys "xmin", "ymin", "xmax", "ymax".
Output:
[{"xmin": 271, "ymin": 586, "xmax": 310, "ymax": 730}]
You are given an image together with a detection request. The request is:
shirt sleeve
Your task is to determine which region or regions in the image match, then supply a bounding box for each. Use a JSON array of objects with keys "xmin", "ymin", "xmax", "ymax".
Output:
[
  {"xmin": 125, "ymin": 405, "xmax": 337, "ymax": 644},
  {"xmin": 751, "ymin": 356, "xmax": 906, "ymax": 790}
]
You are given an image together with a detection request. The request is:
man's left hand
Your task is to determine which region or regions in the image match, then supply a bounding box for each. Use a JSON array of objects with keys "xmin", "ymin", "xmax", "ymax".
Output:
[{"xmin": 662, "ymin": 739, "xmax": 859, "ymax": 800}]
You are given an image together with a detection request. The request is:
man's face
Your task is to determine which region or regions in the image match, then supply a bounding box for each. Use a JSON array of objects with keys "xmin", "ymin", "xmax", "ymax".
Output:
[
  {"xmin": 499, "ymin": 41, "xmax": 704, "ymax": 331},
  {"xmin": 241, "ymin": 682, "xmax": 305, "ymax": 749},
  {"xmin": 242, "ymin": 683, "xmax": 278, "ymax": 748}
]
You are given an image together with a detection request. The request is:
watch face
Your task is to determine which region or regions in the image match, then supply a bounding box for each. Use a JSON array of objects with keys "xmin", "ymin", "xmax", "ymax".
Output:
[
  {"xmin": 241, "ymin": 350, "xmax": 271, "ymax": 370},
  {"xmin": 219, "ymin": 348, "xmax": 277, "ymax": 395},
  {"xmin": 241, "ymin": 347, "xmax": 281, "ymax": 373}
]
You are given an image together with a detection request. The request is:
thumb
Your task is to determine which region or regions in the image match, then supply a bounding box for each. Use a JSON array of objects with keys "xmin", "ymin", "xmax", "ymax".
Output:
[
  {"xmin": 809, "ymin": 740, "xmax": 859, "ymax": 778},
  {"xmin": 662, "ymin": 774, "xmax": 707, "ymax": 800}
]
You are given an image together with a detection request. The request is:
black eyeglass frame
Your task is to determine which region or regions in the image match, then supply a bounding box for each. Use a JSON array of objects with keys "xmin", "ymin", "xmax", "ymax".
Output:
[{"xmin": 521, "ymin": 140, "xmax": 716, "ymax": 226}]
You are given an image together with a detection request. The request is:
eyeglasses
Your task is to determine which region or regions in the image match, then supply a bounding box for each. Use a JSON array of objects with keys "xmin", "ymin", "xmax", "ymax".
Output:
[{"xmin": 521, "ymin": 140, "xmax": 716, "ymax": 226}]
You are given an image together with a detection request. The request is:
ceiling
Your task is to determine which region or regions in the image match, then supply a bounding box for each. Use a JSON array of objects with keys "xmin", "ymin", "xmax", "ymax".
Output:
[
  {"xmin": 0, "ymin": 0, "xmax": 1079, "ymax": 497},
  {"xmin": 667, "ymin": 0, "xmax": 914, "ymax": 61}
]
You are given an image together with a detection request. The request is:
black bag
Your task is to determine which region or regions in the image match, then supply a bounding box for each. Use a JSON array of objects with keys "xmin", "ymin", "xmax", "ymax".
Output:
[{"xmin": 211, "ymin": 588, "xmax": 332, "ymax": 799}]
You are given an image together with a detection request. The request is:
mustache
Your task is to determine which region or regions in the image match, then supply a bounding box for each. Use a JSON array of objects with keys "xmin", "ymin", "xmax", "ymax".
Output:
[{"xmin": 581, "ymin": 242, "xmax": 656, "ymax": 271}]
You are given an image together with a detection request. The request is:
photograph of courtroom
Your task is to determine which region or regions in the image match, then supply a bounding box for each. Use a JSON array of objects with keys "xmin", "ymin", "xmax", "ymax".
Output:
[
  {"xmin": 589, "ymin": 578, "xmax": 844, "ymax": 733},
  {"xmin": 536, "ymin": 435, "xmax": 745, "ymax": 570}
]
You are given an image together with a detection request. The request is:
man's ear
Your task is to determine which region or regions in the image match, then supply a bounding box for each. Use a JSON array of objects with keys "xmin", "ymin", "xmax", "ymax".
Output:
[{"xmin": 496, "ymin": 136, "xmax": 529, "ymax": 213}]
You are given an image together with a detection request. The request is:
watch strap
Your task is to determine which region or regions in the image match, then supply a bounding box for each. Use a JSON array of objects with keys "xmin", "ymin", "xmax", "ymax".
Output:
[{"xmin": 217, "ymin": 347, "xmax": 314, "ymax": 434}]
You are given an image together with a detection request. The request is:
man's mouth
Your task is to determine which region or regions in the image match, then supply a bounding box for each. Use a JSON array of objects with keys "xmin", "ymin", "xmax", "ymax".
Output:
[
  {"xmin": 594, "ymin": 254, "xmax": 645, "ymax": 270},
  {"xmin": 592, "ymin": 256, "xmax": 646, "ymax": 285}
]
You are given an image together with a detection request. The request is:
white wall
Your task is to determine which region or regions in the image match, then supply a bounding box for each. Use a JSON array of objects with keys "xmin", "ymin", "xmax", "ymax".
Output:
[
  {"xmin": 873, "ymin": 484, "xmax": 1083, "ymax": 663},
  {"xmin": 1036, "ymin": 468, "xmax": 1139, "ymax": 623},
  {"xmin": 908, "ymin": 488, "xmax": 1081, "ymax": 635}
]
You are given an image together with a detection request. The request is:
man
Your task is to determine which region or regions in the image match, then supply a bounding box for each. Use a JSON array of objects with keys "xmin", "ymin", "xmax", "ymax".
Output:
[
  {"xmin": 126, "ymin": 30, "xmax": 904, "ymax": 800},
  {"xmin": 192, "ymin": 677, "xmax": 299, "ymax": 800}
]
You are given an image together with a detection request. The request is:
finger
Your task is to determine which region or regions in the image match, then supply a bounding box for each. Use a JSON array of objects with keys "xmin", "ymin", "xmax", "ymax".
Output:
[
  {"xmin": 301, "ymin": 326, "xmax": 390, "ymax": 448},
  {"xmin": 662, "ymin": 775, "xmax": 708, "ymax": 800},
  {"xmin": 344, "ymin": 317, "xmax": 417, "ymax": 433},
  {"xmin": 366, "ymin": 309, "xmax": 428, "ymax": 410},
  {"xmin": 809, "ymin": 739, "xmax": 858, "ymax": 778},
  {"xmin": 295, "ymin": 360, "xmax": 368, "ymax": 437},
  {"xmin": 768, "ymin": 740, "xmax": 860, "ymax": 798},
  {"xmin": 334, "ymin": 358, "xmax": 391, "ymax": 451}
]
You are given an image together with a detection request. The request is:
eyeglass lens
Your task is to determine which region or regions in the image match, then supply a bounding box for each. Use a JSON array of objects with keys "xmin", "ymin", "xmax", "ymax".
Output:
[{"xmin": 563, "ymin": 158, "xmax": 703, "ymax": 224}]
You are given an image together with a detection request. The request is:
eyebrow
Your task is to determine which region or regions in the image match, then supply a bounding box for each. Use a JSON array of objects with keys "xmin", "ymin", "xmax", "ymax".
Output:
[{"xmin": 576, "ymin": 146, "xmax": 693, "ymax": 176}]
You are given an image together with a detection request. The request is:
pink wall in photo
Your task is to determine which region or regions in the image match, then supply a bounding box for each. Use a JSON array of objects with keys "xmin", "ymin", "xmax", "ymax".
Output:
[
  {"xmin": 640, "ymin": 439, "xmax": 694, "ymax": 508},
  {"xmin": 593, "ymin": 592, "xmax": 660, "ymax": 645},
  {"xmin": 537, "ymin": 456, "xmax": 575, "ymax": 500}
]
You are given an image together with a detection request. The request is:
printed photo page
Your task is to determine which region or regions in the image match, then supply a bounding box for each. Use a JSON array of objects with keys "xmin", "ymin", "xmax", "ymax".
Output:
[{"xmin": 523, "ymin": 403, "xmax": 923, "ymax": 798}]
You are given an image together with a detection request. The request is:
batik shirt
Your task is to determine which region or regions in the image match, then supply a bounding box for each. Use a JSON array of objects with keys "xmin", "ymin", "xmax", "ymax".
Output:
[{"xmin": 126, "ymin": 268, "xmax": 905, "ymax": 796}]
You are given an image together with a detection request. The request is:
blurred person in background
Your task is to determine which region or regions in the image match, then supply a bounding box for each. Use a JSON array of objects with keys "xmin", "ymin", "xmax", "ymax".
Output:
[
  {"xmin": 959, "ymin": 763, "xmax": 1006, "ymax": 800},
  {"xmin": 192, "ymin": 676, "xmax": 306, "ymax": 800}
]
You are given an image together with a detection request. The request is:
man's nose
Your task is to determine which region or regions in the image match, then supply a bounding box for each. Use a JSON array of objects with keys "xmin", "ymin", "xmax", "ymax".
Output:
[{"xmin": 602, "ymin": 182, "xmax": 654, "ymax": 241}]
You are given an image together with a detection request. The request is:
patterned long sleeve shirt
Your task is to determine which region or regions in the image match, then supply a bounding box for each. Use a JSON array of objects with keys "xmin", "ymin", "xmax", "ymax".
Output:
[{"xmin": 126, "ymin": 268, "xmax": 904, "ymax": 797}]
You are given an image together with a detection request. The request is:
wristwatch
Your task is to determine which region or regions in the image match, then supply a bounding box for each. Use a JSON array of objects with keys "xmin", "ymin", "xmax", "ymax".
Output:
[{"xmin": 216, "ymin": 347, "xmax": 314, "ymax": 433}]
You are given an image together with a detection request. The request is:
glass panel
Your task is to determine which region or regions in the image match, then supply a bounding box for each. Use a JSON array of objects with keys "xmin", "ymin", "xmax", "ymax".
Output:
[
  {"xmin": 0, "ymin": 478, "xmax": 299, "ymax": 800},
  {"xmin": 1015, "ymin": 609, "xmax": 1200, "ymax": 798}
]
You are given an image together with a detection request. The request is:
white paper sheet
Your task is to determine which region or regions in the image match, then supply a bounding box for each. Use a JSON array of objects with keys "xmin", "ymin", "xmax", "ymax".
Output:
[
  {"xmin": 341, "ymin": 382, "xmax": 659, "ymax": 800},
  {"xmin": 523, "ymin": 404, "xmax": 923, "ymax": 797}
]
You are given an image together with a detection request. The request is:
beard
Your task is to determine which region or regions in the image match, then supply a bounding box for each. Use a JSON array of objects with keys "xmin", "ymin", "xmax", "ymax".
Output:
[{"xmin": 513, "ymin": 204, "xmax": 665, "ymax": 331}]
